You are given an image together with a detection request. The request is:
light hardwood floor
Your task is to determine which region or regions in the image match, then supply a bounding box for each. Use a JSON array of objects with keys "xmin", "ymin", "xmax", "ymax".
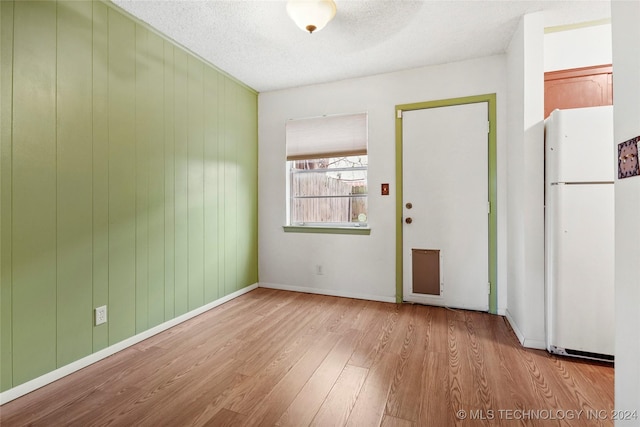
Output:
[{"xmin": 1, "ymin": 288, "xmax": 614, "ymax": 426}]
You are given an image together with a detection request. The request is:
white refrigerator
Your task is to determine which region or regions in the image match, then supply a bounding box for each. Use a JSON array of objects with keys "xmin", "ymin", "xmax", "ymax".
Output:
[{"xmin": 545, "ymin": 106, "xmax": 615, "ymax": 361}]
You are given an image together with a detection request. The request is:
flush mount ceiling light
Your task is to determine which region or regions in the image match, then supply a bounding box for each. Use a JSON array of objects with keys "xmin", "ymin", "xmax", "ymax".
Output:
[{"xmin": 286, "ymin": 0, "xmax": 337, "ymax": 34}]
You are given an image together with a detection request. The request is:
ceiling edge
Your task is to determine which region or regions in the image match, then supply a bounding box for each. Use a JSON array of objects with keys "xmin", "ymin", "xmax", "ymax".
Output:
[{"xmin": 104, "ymin": 0, "xmax": 258, "ymax": 94}]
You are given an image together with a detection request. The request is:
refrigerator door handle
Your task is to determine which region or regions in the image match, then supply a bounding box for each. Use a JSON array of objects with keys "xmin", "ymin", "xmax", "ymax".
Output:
[{"xmin": 551, "ymin": 181, "xmax": 614, "ymax": 186}]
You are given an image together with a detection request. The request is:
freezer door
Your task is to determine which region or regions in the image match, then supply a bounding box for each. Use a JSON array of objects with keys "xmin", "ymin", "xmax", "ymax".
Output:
[
  {"xmin": 545, "ymin": 106, "xmax": 614, "ymax": 184},
  {"xmin": 546, "ymin": 184, "xmax": 614, "ymax": 356}
]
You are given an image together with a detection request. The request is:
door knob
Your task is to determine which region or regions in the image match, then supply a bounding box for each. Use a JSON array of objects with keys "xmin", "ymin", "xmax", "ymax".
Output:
[{"xmin": 405, "ymin": 217, "xmax": 413, "ymax": 224}]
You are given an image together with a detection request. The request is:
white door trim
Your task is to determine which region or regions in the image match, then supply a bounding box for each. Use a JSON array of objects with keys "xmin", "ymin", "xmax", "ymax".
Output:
[{"xmin": 395, "ymin": 94, "xmax": 498, "ymax": 314}]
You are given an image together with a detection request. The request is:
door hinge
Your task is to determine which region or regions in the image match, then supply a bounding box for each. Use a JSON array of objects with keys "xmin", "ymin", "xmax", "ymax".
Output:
[
  {"xmin": 488, "ymin": 282, "xmax": 491, "ymax": 295},
  {"xmin": 397, "ymin": 109, "xmax": 403, "ymax": 119},
  {"xmin": 487, "ymin": 120, "xmax": 490, "ymax": 134},
  {"xmin": 487, "ymin": 201, "xmax": 491, "ymax": 214}
]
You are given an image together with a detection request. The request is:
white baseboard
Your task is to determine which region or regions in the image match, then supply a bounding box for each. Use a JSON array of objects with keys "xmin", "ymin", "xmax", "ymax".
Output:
[
  {"xmin": 259, "ymin": 282, "xmax": 397, "ymax": 304},
  {"xmin": 505, "ymin": 309, "xmax": 525, "ymax": 345},
  {"xmin": 505, "ymin": 309, "xmax": 546, "ymax": 350},
  {"xmin": 522, "ymin": 337, "xmax": 546, "ymax": 350},
  {"xmin": 0, "ymin": 283, "xmax": 258, "ymax": 405}
]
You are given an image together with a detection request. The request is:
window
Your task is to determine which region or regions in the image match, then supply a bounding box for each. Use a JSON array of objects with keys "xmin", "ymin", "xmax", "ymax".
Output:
[{"xmin": 286, "ymin": 113, "xmax": 368, "ymax": 228}]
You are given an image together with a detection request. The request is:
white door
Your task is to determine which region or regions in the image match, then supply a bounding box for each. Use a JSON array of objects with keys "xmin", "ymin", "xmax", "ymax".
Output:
[{"xmin": 402, "ymin": 102, "xmax": 489, "ymax": 311}]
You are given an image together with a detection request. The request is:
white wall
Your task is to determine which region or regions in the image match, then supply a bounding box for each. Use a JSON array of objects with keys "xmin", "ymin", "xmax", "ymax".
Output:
[
  {"xmin": 505, "ymin": 12, "xmax": 546, "ymax": 349},
  {"xmin": 612, "ymin": 0, "xmax": 640, "ymax": 416},
  {"xmin": 259, "ymin": 56, "xmax": 509, "ymax": 311},
  {"xmin": 544, "ymin": 23, "xmax": 612, "ymax": 72}
]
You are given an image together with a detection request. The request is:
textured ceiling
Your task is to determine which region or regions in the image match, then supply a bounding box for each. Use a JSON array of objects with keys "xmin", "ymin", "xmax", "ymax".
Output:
[{"xmin": 111, "ymin": 0, "xmax": 611, "ymax": 92}]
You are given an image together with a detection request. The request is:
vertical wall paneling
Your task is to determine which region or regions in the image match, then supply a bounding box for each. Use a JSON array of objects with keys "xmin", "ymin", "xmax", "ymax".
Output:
[
  {"xmin": 107, "ymin": 8, "xmax": 137, "ymax": 344},
  {"xmin": 203, "ymin": 66, "xmax": 219, "ymax": 303},
  {"xmin": 163, "ymin": 41, "xmax": 176, "ymax": 320},
  {"xmin": 250, "ymin": 90, "xmax": 258, "ymax": 285},
  {"xmin": 237, "ymin": 87, "xmax": 258, "ymax": 287},
  {"xmin": 224, "ymin": 78, "xmax": 238, "ymax": 294},
  {"xmin": 173, "ymin": 48, "xmax": 189, "ymax": 316},
  {"xmin": 236, "ymin": 85, "xmax": 248, "ymax": 288},
  {"xmin": 249, "ymin": 90, "xmax": 259, "ymax": 285},
  {"xmin": 217, "ymin": 76, "xmax": 227, "ymax": 299},
  {"xmin": 187, "ymin": 56, "xmax": 205, "ymax": 310},
  {"xmin": 1, "ymin": 0, "xmax": 258, "ymax": 393},
  {"xmin": 56, "ymin": 0, "xmax": 94, "ymax": 366},
  {"xmin": 0, "ymin": 0, "xmax": 15, "ymax": 390},
  {"xmin": 236, "ymin": 86, "xmax": 248, "ymax": 288},
  {"xmin": 92, "ymin": 1, "xmax": 110, "ymax": 352},
  {"xmin": 134, "ymin": 25, "xmax": 150, "ymax": 333},
  {"xmin": 11, "ymin": 0, "xmax": 58, "ymax": 384},
  {"xmin": 146, "ymin": 31, "xmax": 166, "ymax": 328}
]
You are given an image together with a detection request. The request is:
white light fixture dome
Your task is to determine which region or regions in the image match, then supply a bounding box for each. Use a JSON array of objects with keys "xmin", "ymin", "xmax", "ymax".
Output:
[{"xmin": 286, "ymin": 0, "xmax": 337, "ymax": 34}]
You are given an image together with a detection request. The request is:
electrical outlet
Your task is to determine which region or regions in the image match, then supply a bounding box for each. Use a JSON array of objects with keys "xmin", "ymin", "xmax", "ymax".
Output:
[
  {"xmin": 95, "ymin": 305, "xmax": 107, "ymax": 326},
  {"xmin": 316, "ymin": 265, "xmax": 323, "ymax": 275}
]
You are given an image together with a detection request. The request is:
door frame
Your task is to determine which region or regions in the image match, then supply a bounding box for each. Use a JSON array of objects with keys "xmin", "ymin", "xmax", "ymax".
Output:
[{"xmin": 395, "ymin": 94, "xmax": 498, "ymax": 314}]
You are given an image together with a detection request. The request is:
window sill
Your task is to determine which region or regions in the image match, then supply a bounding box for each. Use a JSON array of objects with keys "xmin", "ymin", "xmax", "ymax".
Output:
[{"xmin": 283, "ymin": 225, "xmax": 371, "ymax": 235}]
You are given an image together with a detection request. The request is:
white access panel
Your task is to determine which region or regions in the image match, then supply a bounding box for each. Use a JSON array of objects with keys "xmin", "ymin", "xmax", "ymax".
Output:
[{"xmin": 546, "ymin": 183, "xmax": 614, "ymax": 356}]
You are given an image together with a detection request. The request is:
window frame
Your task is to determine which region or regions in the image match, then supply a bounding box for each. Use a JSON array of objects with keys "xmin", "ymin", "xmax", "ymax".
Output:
[
  {"xmin": 287, "ymin": 156, "xmax": 369, "ymax": 229},
  {"xmin": 284, "ymin": 112, "xmax": 370, "ymax": 234}
]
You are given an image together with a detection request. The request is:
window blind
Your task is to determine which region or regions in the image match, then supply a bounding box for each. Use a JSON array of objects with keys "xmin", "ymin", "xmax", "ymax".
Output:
[{"xmin": 286, "ymin": 112, "xmax": 368, "ymax": 161}]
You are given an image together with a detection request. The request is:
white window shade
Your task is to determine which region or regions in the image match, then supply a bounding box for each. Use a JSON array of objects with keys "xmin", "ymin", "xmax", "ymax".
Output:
[{"xmin": 286, "ymin": 113, "xmax": 368, "ymax": 161}]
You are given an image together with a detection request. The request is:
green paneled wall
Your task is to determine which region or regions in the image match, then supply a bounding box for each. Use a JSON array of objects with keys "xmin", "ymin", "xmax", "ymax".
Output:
[{"xmin": 0, "ymin": 0, "xmax": 258, "ymax": 392}]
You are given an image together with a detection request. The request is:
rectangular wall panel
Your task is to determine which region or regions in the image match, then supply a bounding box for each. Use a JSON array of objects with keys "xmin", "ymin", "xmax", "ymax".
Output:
[
  {"xmin": 92, "ymin": 0, "xmax": 110, "ymax": 352},
  {"xmin": 163, "ymin": 42, "xmax": 176, "ymax": 321},
  {"xmin": 11, "ymin": 0, "xmax": 58, "ymax": 384},
  {"xmin": 236, "ymin": 87, "xmax": 259, "ymax": 288},
  {"xmin": 135, "ymin": 25, "xmax": 150, "ymax": 333},
  {"xmin": 224, "ymin": 78, "xmax": 238, "ymax": 294},
  {"xmin": 187, "ymin": 57, "xmax": 205, "ymax": 310},
  {"xmin": 173, "ymin": 48, "xmax": 189, "ymax": 317},
  {"xmin": 203, "ymin": 66, "xmax": 220, "ymax": 303},
  {"xmin": 217, "ymin": 76, "xmax": 227, "ymax": 300},
  {"xmin": 146, "ymin": 31, "xmax": 167, "ymax": 328},
  {"xmin": 0, "ymin": 0, "xmax": 15, "ymax": 390},
  {"xmin": 107, "ymin": 8, "xmax": 137, "ymax": 345},
  {"xmin": 56, "ymin": 0, "xmax": 94, "ymax": 367}
]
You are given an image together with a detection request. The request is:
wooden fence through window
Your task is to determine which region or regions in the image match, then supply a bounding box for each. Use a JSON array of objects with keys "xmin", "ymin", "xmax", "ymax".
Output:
[{"xmin": 292, "ymin": 173, "xmax": 367, "ymax": 223}]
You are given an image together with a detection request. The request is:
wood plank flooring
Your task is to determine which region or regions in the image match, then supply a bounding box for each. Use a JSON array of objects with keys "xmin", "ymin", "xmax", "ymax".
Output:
[{"xmin": 0, "ymin": 288, "xmax": 614, "ymax": 426}]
